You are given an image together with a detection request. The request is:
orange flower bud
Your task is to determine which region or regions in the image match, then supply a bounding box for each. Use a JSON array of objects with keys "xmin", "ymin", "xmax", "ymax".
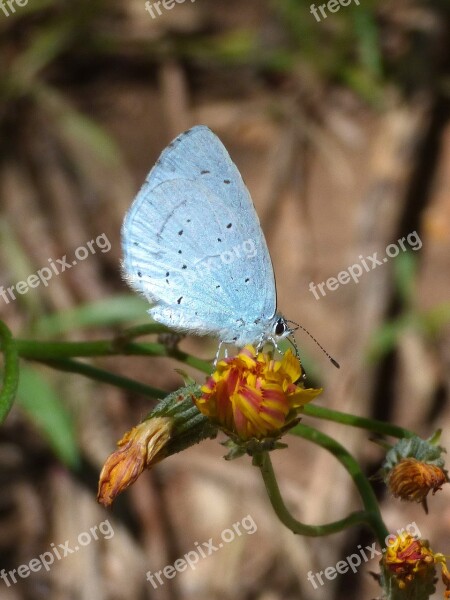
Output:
[{"xmin": 97, "ymin": 417, "xmax": 173, "ymax": 507}]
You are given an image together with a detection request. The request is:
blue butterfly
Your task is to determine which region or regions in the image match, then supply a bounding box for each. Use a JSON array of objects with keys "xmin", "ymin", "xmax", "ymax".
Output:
[{"xmin": 121, "ymin": 125, "xmax": 294, "ymax": 350}]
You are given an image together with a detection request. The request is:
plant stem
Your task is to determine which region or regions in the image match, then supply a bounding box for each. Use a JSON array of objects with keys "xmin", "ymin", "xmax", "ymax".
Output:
[
  {"xmin": 289, "ymin": 423, "xmax": 389, "ymax": 545},
  {"xmin": 254, "ymin": 451, "xmax": 371, "ymax": 536},
  {"xmin": 36, "ymin": 358, "xmax": 165, "ymax": 399},
  {"xmin": 302, "ymin": 404, "xmax": 414, "ymax": 439},
  {"xmin": 120, "ymin": 323, "xmax": 171, "ymax": 338},
  {"xmin": 14, "ymin": 338, "xmax": 213, "ymax": 374}
]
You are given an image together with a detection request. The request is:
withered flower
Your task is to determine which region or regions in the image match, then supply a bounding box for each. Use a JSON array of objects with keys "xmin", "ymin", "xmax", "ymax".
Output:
[
  {"xmin": 98, "ymin": 417, "xmax": 173, "ymax": 507},
  {"xmin": 381, "ymin": 434, "xmax": 448, "ymax": 511},
  {"xmin": 97, "ymin": 385, "xmax": 217, "ymax": 506},
  {"xmin": 388, "ymin": 457, "xmax": 447, "ymax": 503}
]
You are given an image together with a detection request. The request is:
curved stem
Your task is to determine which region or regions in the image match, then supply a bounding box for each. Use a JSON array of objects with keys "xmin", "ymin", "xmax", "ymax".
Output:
[
  {"xmin": 254, "ymin": 451, "xmax": 371, "ymax": 536},
  {"xmin": 289, "ymin": 423, "xmax": 388, "ymax": 545},
  {"xmin": 302, "ymin": 404, "xmax": 414, "ymax": 440},
  {"xmin": 0, "ymin": 320, "xmax": 20, "ymax": 423}
]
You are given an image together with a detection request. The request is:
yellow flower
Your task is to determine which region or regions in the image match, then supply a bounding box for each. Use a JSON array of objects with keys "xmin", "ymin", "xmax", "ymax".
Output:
[
  {"xmin": 440, "ymin": 559, "xmax": 450, "ymax": 598},
  {"xmin": 384, "ymin": 534, "xmax": 435, "ymax": 589},
  {"xmin": 196, "ymin": 346, "xmax": 322, "ymax": 441},
  {"xmin": 388, "ymin": 457, "xmax": 447, "ymax": 503},
  {"xmin": 97, "ymin": 417, "xmax": 173, "ymax": 507},
  {"xmin": 381, "ymin": 534, "xmax": 450, "ymax": 598}
]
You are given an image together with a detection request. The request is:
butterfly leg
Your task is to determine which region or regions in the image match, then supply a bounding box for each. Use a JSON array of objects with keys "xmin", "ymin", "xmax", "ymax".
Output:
[{"xmin": 214, "ymin": 341, "xmax": 224, "ymax": 366}]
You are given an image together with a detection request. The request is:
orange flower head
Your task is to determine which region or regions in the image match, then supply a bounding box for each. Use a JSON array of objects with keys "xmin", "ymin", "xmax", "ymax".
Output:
[{"xmin": 196, "ymin": 346, "xmax": 322, "ymax": 441}]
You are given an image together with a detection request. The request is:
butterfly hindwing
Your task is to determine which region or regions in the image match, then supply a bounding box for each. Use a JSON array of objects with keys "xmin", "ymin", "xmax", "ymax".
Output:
[{"xmin": 121, "ymin": 126, "xmax": 277, "ymax": 343}]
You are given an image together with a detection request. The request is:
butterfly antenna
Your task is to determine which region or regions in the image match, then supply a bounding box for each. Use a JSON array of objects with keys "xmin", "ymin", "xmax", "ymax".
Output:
[{"xmin": 287, "ymin": 320, "xmax": 340, "ymax": 369}]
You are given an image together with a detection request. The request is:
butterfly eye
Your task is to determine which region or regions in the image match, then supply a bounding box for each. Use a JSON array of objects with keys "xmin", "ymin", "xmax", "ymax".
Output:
[{"xmin": 274, "ymin": 318, "xmax": 287, "ymax": 337}]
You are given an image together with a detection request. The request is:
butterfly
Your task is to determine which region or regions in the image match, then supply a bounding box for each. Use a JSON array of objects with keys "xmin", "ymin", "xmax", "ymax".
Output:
[{"xmin": 121, "ymin": 125, "xmax": 295, "ymax": 352}]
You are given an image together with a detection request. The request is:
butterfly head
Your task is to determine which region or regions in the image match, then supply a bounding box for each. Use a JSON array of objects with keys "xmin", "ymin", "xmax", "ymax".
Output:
[{"xmin": 272, "ymin": 314, "xmax": 297, "ymax": 342}]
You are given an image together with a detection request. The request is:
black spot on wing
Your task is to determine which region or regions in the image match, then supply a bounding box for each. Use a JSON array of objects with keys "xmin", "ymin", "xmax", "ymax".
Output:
[
  {"xmin": 224, "ymin": 179, "xmax": 230, "ymax": 184},
  {"xmin": 226, "ymin": 223, "xmax": 232, "ymax": 229},
  {"xmin": 201, "ymin": 170, "xmax": 210, "ymax": 175},
  {"xmin": 177, "ymin": 297, "xmax": 183, "ymax": 304}
]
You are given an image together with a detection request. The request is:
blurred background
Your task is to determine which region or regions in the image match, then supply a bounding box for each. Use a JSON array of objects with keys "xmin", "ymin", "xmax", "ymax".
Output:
[{"xmin": 1, "ymin": 0, "xmax": 450, "ymax": 598}]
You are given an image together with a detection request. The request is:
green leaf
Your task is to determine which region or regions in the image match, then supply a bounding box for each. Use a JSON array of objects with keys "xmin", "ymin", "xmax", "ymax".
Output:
[
  {"xmin": 367, "ymin": 317, "xmax": 411, "ymax": 362},
  {"xmin": 17, "ymin": 366, "xmax": 80, "ymax": 468},
  {"xmin": 32, "ymin": 295, "xmax": 152, "ymax": 336},
  {"xmin": 352, "ymin": 7, "xmax": 382, "ymax": 79},
  {"xmin": 0, "ymin": 320, "xmax": 19, "ymax": 424},
  {"xmin": 420, "ymin": 302, "xmax": 450, "ymax": 337},
  {"xmin": 393, "ymin": 251, "xmax": 417, "ymax": 307},
  {"xmin": 12, "ymin": 24, "xmax": 74, "ymax": 87}
]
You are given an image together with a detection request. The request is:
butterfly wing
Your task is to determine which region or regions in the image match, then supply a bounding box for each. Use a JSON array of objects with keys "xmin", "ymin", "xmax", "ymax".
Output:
[{"xmin": 121, "ymin": 126, "xmax": 277, "ymax": 344}]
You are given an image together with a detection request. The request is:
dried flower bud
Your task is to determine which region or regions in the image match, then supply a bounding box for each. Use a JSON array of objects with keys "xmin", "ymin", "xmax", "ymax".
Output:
[
  {"xmin": 98, "ymin": 385, "xmax": 217, "ymax": 506},
  {"xmin": 388, "ymin": 458, "xmax": 447, "ymax": 503}
]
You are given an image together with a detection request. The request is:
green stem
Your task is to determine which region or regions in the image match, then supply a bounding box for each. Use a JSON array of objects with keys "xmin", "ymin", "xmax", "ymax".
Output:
[
  {"xmin": 0, "ymin": 320, "xmax": 20, "ymax": 423},
  {"xmin": 36, "ymin": 358, "xmax": 165, "ymax": 399},
  {"xmin": 15, "ymin": 338, "xmax": 213, "ymax": 374},
  {"xmin": 290, "ymin": 423, "xmax": 388, "ymax": 545},
  {"xmin": 302, "ymin": 404, "xmax": 415, "ymax": 439},
  {"xmin": 120, "ymin": 323, "xmax": 171, "ymax": 339},
  {"xmin": 254, "ymin": 451, "xmax": 370, "ymax": 536}
]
